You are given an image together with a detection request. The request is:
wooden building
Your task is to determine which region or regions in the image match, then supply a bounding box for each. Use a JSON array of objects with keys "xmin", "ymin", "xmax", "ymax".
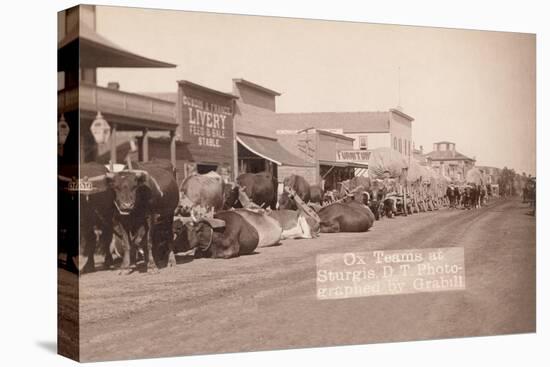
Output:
[
  {"xmin": 275, "ymin": 129, "xmax": 368, "ymax": 190},
  {"xmin": 175, "ymin": 80, "xmax": 238, "ymax": 180},
  {"xmin": 232, "ymin": 79, "xmax": 315, "ymax": 182},
  {"xmin": 58, "ymin": 5, "xmax": 178, "ymax": 167}
]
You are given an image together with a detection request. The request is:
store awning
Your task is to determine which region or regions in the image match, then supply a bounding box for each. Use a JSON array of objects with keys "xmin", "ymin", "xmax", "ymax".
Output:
[
  {"xmin": 237, "ymin": 134, "xmax": 313, "ymax": 167},
  {"xmin": 58, "ymin": 24, "xmax": 177, "ymax": 70},
  {"xmin": 319, "ymin": 160, "xmax": 348, "ymax": 168},
  {"xmin": 346, "ymin": 162, "xmax": 369, "ymax": 169}
]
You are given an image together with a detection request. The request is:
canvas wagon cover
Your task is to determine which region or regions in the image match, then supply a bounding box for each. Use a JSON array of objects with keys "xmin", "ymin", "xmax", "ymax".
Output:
[
  {"xmin": 407, "ymin": 158, "xmax": 428, "ymax": 183},
  {"xmin": 368, "ymin": 147, "xmax": 409, "ymax": 179},
  {"xmin": 466, "ymin": 167, "xmax": 486, "ymax": 185}
]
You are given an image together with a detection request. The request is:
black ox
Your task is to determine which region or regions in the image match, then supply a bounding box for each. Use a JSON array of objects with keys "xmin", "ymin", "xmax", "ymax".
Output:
[
  {"xmin": 58, "ymin": 162, "xmax": 116, "ymax": 273},
  {"xmin": 109, "ymin": 162, "xmax": 179, "ymax": 274}
]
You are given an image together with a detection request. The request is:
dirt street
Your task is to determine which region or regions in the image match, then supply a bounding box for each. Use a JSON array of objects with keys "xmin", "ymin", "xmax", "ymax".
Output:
[{"xmin": 75, "ymin": 198, "xmax": 536, "ymax": 362}]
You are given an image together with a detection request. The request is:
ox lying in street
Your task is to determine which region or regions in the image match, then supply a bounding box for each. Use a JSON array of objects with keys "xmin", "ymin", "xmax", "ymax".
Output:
[
  {"xmin": 318, "ymin": 201, "xmax": 375, "ymax": 233},
  {"xmin": 173, "ymin": 208, "xmax": 283, "ymax": 259}
]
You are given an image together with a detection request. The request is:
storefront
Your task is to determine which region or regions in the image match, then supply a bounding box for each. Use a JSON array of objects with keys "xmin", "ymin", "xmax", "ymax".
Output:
[
  {"xmin": 276, "ymin": 128, "xmax": 365, "ymax": 190},
  {"xmin": 176, "ymin": 80, "xmax": 238, "ymax": 180},
  {"xmin": 319, "ymin": 161, "xmax": 369, "ymax": 191},
  {"xmin": 335, "ymin": 149, "xmax": 371, "ymax": 177},
  {"xmin": 236, "ymin": 133, "xmax": 315, "ymax": 180}
]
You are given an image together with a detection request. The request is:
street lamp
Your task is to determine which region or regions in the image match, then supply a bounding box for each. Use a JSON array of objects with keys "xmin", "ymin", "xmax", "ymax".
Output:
[{"xmin": 90, "ymin": 111, "xmax": 111, "ymax": 144}]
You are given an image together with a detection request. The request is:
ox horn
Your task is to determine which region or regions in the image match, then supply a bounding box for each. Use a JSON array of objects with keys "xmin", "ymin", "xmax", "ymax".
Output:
[{"xmin": 201, "ymin": 217, "xmax": 226, "ymax": 228}]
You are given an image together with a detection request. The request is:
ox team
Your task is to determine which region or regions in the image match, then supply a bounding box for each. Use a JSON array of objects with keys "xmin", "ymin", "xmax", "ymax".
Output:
[{"xmin": 64, "ymin": 161, "xmax": 493, "ymax": 275}]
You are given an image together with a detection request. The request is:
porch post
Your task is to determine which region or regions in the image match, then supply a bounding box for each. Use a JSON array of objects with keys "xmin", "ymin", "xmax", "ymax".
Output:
[
  {"xmin": 142, "ymin": 128, "xmax": 149, "ymax": 162},
  {"xmin": 110, "ymin": 123, "xmax": 117, "ymax": 164},
  {"xmin": 170, "ymin": 130, "xmax": 176, "ymax": 167}
]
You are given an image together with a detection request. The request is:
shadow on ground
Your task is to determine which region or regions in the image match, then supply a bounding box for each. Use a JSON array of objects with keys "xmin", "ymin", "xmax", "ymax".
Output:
[{"xmin": 36, "ymin": 340, "xmax": 57, "ymax": 354}]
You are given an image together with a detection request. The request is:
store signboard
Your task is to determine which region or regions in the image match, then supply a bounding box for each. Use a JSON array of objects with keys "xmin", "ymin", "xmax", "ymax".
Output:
[
  {"xmin": 177, "ymin": 81, "xmax": 236, "ymax": 170},
  {"xmin": 336, "ymin": 150, "xmax": 371, "ymax": 162}
]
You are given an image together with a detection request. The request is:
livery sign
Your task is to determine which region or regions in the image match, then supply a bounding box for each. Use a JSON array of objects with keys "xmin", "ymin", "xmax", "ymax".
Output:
[{"xmin": 177, "ymin": 81, "xmax": 237, "ymax": 172}]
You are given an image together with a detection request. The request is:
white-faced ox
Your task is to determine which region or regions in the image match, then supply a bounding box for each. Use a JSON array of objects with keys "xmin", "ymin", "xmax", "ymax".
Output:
[
  {"xmin": 108, "ymin": 165, "xmax": 179, "ymax": 274},
  {"xmin": 177, "ymin": 171, "xmax": 228, "ymax": 215},
  {"xmin": 268, "ymin": 209, "xmax": 319, "ymax": 239},
  {"xmin": 172, "ymin": 209, "xmax": 282, "ymax": 259}
]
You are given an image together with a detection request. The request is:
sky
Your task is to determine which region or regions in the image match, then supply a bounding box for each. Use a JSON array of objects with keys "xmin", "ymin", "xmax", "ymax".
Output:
[{"xmin": 96, "ymin": 6, "xmax": 536, "ymax": 175}]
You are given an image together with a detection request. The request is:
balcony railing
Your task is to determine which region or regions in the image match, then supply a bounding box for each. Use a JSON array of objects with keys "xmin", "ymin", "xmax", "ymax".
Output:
[{"xmin": 58, "ymin": 83, "xmax": 177, "ymax": 129}]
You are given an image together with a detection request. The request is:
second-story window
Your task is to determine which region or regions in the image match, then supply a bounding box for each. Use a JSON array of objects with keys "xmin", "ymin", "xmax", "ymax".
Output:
[
  {"xmin": 359, "ymin": 136, "xmax": 368, "ymax": 150},
  {"xmin": 399, "ymin": 138, "xmax": 402, "ymax": 153}
]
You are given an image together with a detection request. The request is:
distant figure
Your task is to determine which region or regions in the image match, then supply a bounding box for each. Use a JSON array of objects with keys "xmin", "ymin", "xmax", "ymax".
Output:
[{"xmin": 446, "ymin": 185, "xmax": 456, "ymax": 208}]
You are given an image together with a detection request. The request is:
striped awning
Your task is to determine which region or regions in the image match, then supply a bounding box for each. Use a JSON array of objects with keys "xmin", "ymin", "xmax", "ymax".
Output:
[{"xmin": 237, "ymin": 134, "xmax": 313, "ymax": 167}]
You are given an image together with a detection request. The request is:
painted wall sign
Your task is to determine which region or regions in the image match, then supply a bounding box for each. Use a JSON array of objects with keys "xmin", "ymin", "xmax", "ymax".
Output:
[
  {"xmin": 337, "ymin": 150, "xmax": 371, "ymax": 162},
  {"xmin": 177, "ymin": 81, "xmax": 236, "ymax": 174},
  {"xmin": 182, "ymin": 95, "xmax": 231, "ymax": 148}
]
